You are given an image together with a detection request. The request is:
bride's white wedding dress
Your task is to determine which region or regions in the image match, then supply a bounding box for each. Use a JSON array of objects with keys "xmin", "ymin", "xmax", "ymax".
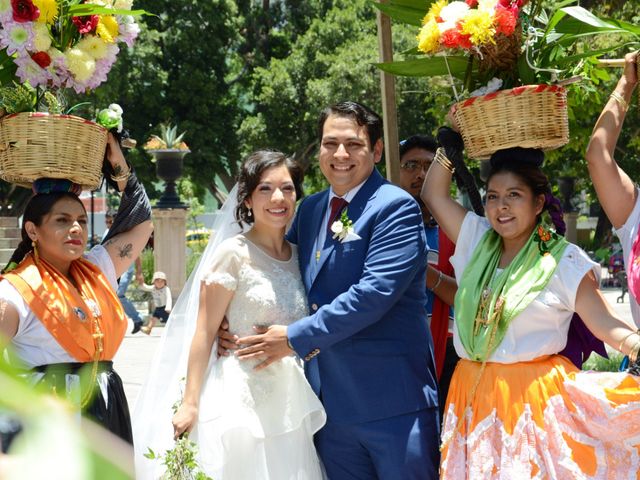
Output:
[{"xmin": 134, "ymin": 234, "xmax": 326, "ymax": 479}]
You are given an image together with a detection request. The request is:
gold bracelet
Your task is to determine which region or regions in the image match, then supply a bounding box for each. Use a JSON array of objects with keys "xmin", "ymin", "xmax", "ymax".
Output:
[
  {"xmin": 630, "ymin": 340, "xmax": 640, "ymax": 364},
  {"xmin": 110, "ymin": 163, "xmax": 131, "ymax": 182},
  {"xmin": 610, "ymin": 91, "xmax": 629, "ymax": 112},
  {"xmin": 618, "ymin": 330, "xmax": 640, "ymax": 352},
  {"xmin": 435, "ymin": 147, "xmax": 455, "ymax": 174}
]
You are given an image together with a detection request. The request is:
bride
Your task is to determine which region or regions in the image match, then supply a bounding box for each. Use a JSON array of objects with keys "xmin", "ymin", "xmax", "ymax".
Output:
[{"xmin": 133, "ymin": 150, "xmax": 326, "ymax": 479}]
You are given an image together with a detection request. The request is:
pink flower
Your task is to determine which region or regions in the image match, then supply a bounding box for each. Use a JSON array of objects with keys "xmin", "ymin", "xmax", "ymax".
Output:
[
  {"xmin": 11, "ymin": 0, "xmax": 39, "ymax": 23},
  {"xmin": 72, "ymin": 15, "xmax": 99, "ymax": 34}
]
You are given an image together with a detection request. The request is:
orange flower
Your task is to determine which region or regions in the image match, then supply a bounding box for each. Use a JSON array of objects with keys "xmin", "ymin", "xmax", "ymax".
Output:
[{"xmin": 537, "ymin": 225, "xmax": 551, "ymax": 242}]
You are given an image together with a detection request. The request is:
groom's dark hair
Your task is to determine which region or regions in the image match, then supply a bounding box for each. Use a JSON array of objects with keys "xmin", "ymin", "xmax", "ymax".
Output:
[{"xmin": 317, "ymin": 101, "xmax": 383, "ymax": 148}]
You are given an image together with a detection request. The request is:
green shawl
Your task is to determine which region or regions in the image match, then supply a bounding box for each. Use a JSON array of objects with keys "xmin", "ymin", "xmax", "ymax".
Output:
[{"xmin": 454, "ymin": 224, "xmax": 568, "ymax": 361}]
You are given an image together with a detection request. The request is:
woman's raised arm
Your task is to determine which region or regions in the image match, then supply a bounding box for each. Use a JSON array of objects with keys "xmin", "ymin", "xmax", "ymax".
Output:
[
  {"xmin": 101, "ymin": 134, "xmax": 153, "ymax": 278},
  {"xmin": 586, "ymin": 51, "xmax": 638, "ymax": 229}
]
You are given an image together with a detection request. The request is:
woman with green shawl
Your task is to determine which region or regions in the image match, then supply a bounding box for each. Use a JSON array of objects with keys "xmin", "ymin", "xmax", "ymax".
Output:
[{"xmin": 423, "ymin": 129, "xmax": 640, "ymax": 479}]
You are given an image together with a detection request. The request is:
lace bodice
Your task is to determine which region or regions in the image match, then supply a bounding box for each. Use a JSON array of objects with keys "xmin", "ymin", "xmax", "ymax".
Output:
[{"xmin": 201, "ymin": 235, "xmax": 308, "ymax": 337}]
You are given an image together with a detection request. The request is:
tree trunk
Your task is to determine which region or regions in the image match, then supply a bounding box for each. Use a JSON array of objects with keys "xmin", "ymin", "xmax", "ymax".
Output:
[{"xmin": 594, "ymin": 208, "xmax": 613, "ymax": 247}]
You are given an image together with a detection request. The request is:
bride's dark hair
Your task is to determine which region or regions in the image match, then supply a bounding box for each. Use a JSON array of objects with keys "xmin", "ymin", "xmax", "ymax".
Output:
[{"xmin": 235, "ymin": 150, "xmax": 304, "ymax": 225}]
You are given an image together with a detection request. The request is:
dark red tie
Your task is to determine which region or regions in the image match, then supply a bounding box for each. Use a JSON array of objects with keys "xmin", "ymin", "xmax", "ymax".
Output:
[{"xmin": 327, "ymin": 197, "xmax": 349, "ymax": 231}]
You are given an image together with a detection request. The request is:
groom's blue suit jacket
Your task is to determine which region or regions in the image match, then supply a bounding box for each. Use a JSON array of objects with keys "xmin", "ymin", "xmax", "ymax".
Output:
[{"xmin": 287, "ymin": 169, "xmax": 438, "ymax": 424}]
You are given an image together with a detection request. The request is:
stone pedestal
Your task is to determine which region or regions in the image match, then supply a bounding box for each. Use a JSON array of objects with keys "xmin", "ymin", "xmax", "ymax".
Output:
[
  {"xmin": 564, "ymin": 211, "xmax": 578, "ymax": 244},
  {"xmin": 151, "ymin": 208, "xmax": 188, "ymax": 301}
]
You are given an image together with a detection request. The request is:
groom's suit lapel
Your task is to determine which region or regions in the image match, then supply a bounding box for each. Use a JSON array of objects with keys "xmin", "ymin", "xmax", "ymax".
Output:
[
  {"xmin": 309, "ymin": 170, "xmax": 384, "ymax": 288},
  {"xmin": 305, "ymin": 190, "xmax": 330, "ymax": 288}
]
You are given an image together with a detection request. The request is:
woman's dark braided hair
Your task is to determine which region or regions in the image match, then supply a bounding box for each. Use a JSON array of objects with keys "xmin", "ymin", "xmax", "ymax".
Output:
[
  {"xmin": 488, "ymin": 148, "xmax": 566, "ymax": 235},
  {"xmin": 2, "ymin": 192, "xmax": 84, "ymax": 273},
  {"xmin": 436, "ymin": 127, "xmax": 484, "ymax": 216},
  {"xmin": 436, "ymin": 127, "xmax": 566, "ymax": 234}
]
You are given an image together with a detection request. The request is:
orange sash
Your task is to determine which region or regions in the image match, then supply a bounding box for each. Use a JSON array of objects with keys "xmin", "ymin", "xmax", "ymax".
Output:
[{"xmin": 2, "ymin": 253, "xmax": 126, "ymax": 362}]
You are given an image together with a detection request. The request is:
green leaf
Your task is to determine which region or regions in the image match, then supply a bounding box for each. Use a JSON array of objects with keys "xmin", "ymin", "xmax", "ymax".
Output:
[
  {"xmin": 375, "ymin": 56, "xmax": 470, "ymax": 79},
  {"xmin": 560, "ymin": 6, "xmax": 619, "ymax": 30},
  {"xmin": 144, "ymin": 448, "xmax": 156, "ymax": 459},
  {"xmin": 555, "ymin": 43, "xmax": 637, "ymax": 66},
  {"xmin": 371, "ymin": 2, "xmax": 424, "ymax": 26}
]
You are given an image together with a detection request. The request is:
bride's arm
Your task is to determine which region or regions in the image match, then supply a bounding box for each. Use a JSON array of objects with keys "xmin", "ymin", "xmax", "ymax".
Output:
[{"xmin": 172, "ymin": 282, "xmax": 234, "ymax": 439}]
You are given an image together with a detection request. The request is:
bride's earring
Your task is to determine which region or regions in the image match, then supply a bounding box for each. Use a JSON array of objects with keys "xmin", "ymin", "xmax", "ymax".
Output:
[{"xmin": 247, "ymin": 208, "xmax": 252, "ymax": 218}]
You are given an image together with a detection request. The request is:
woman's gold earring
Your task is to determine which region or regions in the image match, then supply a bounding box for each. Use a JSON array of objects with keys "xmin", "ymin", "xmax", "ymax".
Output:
[{"xmin": 32, "ymin": 240, "xmax": 39, "ymax": 263}]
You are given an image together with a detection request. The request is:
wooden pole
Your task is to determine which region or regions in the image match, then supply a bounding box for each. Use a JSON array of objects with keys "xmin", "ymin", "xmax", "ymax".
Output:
[{"xmin": 376, "ymin": 2, "xmax": 400, "ymax": 184}]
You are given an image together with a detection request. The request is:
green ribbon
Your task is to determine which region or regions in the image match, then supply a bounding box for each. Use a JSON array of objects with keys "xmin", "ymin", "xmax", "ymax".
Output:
[{"xmin": 454, "ymin": 224, "xmax": 568, "ymax": 361}]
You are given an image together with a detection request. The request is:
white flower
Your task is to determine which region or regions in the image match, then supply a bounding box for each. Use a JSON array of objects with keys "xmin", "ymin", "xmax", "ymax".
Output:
[
  {"xmin": 469, "ymin": 77, "xmax": 503, "ymax": 97},
  {"xmin": 77, "ymin": 35, "xmax": 109, "ymax": 59},
  {"xmin": 113, "ymin": 0, "xmax": 133, "ymax": 9},
  {"xmin": 108, "ymin": 103, "xmax": 123, "ymax": 115},
  {"xmin": 65, "ymin": 47, "xmax": 96, "ymax": 82},
  {"xmin": 33, "ymin": 23, "xmax": 52, "ymax": 51},
  {"xmin": 439, "ymin": 2, "xmax": 470, "ymax": 24},
  {"xmin": 330, "ymin": 218, "xmax": 361, "ymax": 243},
  {"xmin": 477, "ymin": 0, "xmax": 499, "ymax": 12}
]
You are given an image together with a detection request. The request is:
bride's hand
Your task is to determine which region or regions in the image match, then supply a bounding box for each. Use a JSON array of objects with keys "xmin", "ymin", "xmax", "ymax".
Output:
[{"xmin": 172, "ymin": 403, "xmax": 198, "ymax": 440}]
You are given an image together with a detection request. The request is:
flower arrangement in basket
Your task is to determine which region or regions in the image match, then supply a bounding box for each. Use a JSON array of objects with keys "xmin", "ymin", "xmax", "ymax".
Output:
[
  {"xmin": 375, "ymin": 0, "xmax": 639, "ymax": 159},
  {"xmin": 0, "ymin": 0, "xmax": 148, "ymax": 190}
]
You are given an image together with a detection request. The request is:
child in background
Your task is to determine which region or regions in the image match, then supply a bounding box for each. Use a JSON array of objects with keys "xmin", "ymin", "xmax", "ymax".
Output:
[{"xmin": 140, "ymin": 272, "xmax": 172, "ymax": 335}]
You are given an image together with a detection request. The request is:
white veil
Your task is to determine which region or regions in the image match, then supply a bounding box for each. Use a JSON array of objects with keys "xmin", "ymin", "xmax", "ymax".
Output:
[{"xmin": 132, "ymin": 185, "xmax": 248, "ymax": 479}]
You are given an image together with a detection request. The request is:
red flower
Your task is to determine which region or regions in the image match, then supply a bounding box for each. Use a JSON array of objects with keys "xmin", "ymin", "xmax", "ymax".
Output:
[
  {"xmin": 494, "ymin": 6, "xmax": 518, "ymax": 36},
  {"xmin": 441, "ymin": 28, "xmax": 472, "ymax": 50},
  {"xmin": 499, "ymin": 0, "xmax": 527, "ymax": 8},
  {"xmin": 72, "ymin": 15, "xmax": 99, "ymax": 34},
  {"xmin": 11, "ymin": 0, "xmax": 40, "ymax": 22},
  {"xmin": 31, "ymin": 52, "xmax": 51, "ymax": 68},
  {"xmin": 466, "ymin": 0, "xmax": 478, "ymax": 6}
]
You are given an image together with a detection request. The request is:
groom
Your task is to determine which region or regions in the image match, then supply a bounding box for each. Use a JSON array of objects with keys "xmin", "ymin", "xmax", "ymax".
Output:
[{"xmin": 236, "ymin": 101, "xmax": 439, "ymax": 478}]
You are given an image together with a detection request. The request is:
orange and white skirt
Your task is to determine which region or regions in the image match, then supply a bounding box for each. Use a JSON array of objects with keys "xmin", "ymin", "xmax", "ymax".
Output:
[{"xmin": 440, "ymin": 355, "xmax": 640, "ymax": 479}]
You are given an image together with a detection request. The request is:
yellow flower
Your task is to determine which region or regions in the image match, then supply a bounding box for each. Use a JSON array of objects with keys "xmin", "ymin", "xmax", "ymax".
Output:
[
  {"xmin": 422, "ymin": 0, "xmax": 447, "ymax": 25},
  {"xmin": 33, "ymin": 0, "xmax": 58, "ymax": 24},
  {"xmin": 33, "ymin": 22, "xmax": 52, "ymax": 51},
  {"xmin": 96, "ymin": 15, "xmax": 119, "ymax": 43},
  {"xmin": 65, "ymin": 48, "xmax": 96, "ymax": 82},
  {"xmin": 417, "ymin": 20, "xmax": 441, "ymax": 54},
  {"xmin": 460, "ymin": 9, "xmax": 495, "ymax": 45},
  {"xmin": 77, "ymin": 35, "xmax": 109, "ymax": 59}
]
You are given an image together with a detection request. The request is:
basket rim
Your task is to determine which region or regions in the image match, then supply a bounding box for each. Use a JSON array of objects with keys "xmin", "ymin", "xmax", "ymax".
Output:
[
  {"xmin": 453, "ymin": 84, "xmax": 567, "ymax": 110},
  {"xmin": 0, "ymin": 111, "xmax": 108, "ymax": 131}
]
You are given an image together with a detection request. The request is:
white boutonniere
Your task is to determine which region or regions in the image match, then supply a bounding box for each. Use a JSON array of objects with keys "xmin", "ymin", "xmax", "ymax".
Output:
[{"xmin": 331, "ymin": 209, "xmax": 361, "ymax": 243}]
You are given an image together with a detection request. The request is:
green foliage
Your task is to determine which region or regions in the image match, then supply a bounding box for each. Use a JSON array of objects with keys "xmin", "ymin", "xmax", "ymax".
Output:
[
  {"xmin": 0, "ymin": 83, "xmax": 36, "ymax": 114},
  {"xmin": 582, "ymin": 351, "xmax": 624, "ymax": 372},
  {"xmin": 144, "ymin": 434, "xmax": 212, "ymax": 480},
  {"xmin": 0, "ymin": 349, "xmax": 134, "ymax": 479},
  {"xmin": 374, "ymin": 1, "xmax": 639, "ymax": 92}
]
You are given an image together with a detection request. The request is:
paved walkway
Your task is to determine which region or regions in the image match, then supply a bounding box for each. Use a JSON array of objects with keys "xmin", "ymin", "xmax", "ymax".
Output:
[{"xmin": 114, "ymin": 287, "xmax": 635, "ymax": 409}]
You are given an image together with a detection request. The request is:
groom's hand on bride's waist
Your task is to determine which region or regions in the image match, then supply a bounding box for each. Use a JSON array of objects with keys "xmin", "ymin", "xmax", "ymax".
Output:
[
  {"xmin": 216, "ymin": 317, "xmax": 238, "ymax": 357},
  {"xmin": 235, "ymin": 325, "xmax": 292, "ymax": 371}
]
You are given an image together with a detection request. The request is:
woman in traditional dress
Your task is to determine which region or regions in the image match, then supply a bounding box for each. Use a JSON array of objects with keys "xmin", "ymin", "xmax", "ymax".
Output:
[
  {"xmin": 0, "ymin": 134, "xmax": 153, "ymax": 444},
  {"xmin": 422, "ymin": 128, "xmax": 640, "ymax": 477},
  {"xmin": 134, "ymin": 150, "xmax": 326, "ymax": 479},
  {"xmin": 586, "ymin": 50, "xmax": 639, "ymax": 325}
]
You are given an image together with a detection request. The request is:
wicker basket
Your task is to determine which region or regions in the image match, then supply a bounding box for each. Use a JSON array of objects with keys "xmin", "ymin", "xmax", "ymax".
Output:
[
  {"xmin": 452, "ymin": 84, "xmax": 569, "ymax": 160},
  {"xmin": 0, "ymin": 113, "xmax": 107, "ymax": 190}
]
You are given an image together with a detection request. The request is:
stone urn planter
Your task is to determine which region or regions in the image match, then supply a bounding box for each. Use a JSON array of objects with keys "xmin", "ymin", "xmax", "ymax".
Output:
[{"xmin": 148, "ymin": 149, "xmax": 190, "ymax": 209}]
